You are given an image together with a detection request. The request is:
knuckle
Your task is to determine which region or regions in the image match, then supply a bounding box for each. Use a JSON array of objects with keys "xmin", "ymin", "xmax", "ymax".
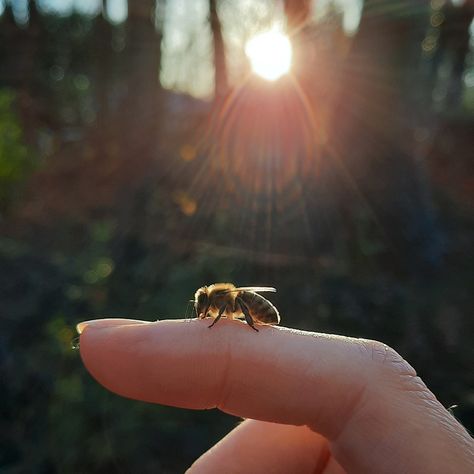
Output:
[
  {"xmin": 358, "ymin": 339, "xmax": 435, "ymax": 399},
  {"xmin": 359, "ymin": 339, "xmax": 416, "ymax": 379}
]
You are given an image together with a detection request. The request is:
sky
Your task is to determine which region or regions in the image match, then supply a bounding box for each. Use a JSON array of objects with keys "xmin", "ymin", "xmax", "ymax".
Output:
[{"xmin": 160, "ymin": 0, "xmax": 363, "ymax": 98}]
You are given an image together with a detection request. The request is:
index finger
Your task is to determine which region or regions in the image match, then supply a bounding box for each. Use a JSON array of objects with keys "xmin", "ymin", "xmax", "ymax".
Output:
[
  {"xmin": 79, "ymin": 318, "xmax": 362, "ymax": 436},
  {"xmin": 78, "ymin": 318, "xmax": 474, "ymax": 473}
]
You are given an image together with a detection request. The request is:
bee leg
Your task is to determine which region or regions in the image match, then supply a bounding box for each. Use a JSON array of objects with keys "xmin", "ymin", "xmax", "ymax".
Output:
[
  {"xmin": 236, "ymin": 297, "xmax": 259, "ymax": 332},
  {"xmin": 208, "ymin": 304, "xmax": 226, "ymax": 328},
  {"xmin": 200, "ymin": 306, "xmax": 210, "ymax": 319}
]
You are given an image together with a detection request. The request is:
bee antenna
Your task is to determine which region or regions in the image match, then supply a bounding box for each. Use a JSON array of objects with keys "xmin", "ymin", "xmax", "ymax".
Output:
[{"xmin": 184, "ymin": 299, "xmax": 194, "ymax": 321}]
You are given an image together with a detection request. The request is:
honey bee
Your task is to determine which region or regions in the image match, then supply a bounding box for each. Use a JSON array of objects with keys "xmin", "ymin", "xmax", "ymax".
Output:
[{"xmin": 194, "ymin": 283, "xmax": 280, "ymax": 332}]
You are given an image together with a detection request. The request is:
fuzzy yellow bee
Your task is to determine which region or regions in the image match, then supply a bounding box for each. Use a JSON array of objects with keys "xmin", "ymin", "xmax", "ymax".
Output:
[{"xmin": 194, "ymin": 283, "xmax": 280, "ymax": 332}]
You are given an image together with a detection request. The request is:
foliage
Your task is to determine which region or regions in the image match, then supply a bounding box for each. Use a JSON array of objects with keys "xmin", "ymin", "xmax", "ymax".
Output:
[
  {"xmin": 0, "ymin": 90, "xmax": 35, "ymax": 214},
  {"xmin": 0, "ymin": 1, "xmax": 473, "ymax": 472}
]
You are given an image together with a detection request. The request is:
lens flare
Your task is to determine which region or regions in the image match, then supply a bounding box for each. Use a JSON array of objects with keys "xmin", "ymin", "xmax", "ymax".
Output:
[{"xmin": 245, "ymin": 30, "xmax": 292, "ymax": 81}]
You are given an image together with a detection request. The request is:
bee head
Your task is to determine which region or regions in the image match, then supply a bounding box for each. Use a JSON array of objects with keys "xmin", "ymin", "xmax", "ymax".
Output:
[{"xmin": 194, "ymin": 287, "xmax": 209, "ymax": 319}]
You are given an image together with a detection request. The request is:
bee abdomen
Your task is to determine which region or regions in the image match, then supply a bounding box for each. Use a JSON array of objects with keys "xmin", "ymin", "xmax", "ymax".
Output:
[{"xmin": 239, "ymin": 291, "xmax": 280, "ymax": 325}]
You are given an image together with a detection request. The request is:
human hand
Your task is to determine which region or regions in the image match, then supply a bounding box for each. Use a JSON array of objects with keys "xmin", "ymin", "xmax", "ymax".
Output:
[{"xmin": 77, "ymin": 318, "xmax": 474, "ymax": 473}]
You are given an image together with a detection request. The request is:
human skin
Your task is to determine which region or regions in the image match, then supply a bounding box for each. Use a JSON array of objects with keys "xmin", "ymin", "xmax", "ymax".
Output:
[{"xmin": 77, "ymin": 318, "xmax": 474, "ymax": 473}]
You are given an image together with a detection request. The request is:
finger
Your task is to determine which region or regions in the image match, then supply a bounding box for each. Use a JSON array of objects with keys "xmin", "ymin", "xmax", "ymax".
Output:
[
  {"xmin": 79, "ymin": 319, "xmax": 364, "ymax": 434},
  {"xmin": 324, "ymin": 456, "xmax": 347, "ymax": 474},
  {"xmin": 187, "ymin": 419, "xmax": 345, "ymax": 474},
  {"xmin": 79, "ymin": 318, "xmax": 474, "ymax": 473}
]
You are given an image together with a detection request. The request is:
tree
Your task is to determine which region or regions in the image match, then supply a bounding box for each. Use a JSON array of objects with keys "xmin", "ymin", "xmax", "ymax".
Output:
[{"xmin": 209, "ymin": 0, "xmax": 228, "ymax": 98}]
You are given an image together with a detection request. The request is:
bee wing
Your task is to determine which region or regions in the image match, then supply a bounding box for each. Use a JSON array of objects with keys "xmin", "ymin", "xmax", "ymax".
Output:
[{"xmin": 232, "ymin": 286, "xmax": 277, "ymax": 293}]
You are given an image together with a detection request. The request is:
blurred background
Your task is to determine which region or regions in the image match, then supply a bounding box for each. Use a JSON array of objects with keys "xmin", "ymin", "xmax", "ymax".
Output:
[{"xmin": 0, "ymin": 0, "xmax": 473, "ymax": 471}]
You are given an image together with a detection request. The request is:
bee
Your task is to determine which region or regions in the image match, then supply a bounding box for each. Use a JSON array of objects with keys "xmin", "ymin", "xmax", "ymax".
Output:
[{"xmin": 194, "ymin": 283, "xmax": 280, "ymax": 332}]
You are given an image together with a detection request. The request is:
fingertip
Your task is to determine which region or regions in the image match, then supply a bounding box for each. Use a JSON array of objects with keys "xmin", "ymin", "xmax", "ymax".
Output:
[{"xmin": 76, "ymin": 318, "xmax": 152, "ymax": 334}]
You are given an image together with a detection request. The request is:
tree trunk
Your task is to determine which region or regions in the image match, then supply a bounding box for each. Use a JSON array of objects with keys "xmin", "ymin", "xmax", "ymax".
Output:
[{"xmin": 209, "ymin": 0, "xmax": 228, "ymax": 98}]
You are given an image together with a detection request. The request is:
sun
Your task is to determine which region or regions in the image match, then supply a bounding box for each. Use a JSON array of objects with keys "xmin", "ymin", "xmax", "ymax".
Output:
[{"xmin": 245, "ymin": 29, "xmax": 292, "ymax": 81}]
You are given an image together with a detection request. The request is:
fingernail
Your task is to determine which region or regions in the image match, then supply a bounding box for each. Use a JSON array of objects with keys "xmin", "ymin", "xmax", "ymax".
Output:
[{"xmin": 76, "ymin": 318, "xmax": 151, "ymax": 334}]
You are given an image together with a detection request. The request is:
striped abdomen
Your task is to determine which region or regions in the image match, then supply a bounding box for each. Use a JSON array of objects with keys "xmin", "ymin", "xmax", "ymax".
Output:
[{"xmin": 239, "ymin": 291, "xmax": 280, "ymax": 325}]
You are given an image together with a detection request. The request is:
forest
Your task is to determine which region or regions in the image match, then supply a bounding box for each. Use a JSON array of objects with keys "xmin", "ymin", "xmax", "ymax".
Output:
[{"xmin": 1, "ymin": 0, "xmax": 473, "ymax": 472}]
